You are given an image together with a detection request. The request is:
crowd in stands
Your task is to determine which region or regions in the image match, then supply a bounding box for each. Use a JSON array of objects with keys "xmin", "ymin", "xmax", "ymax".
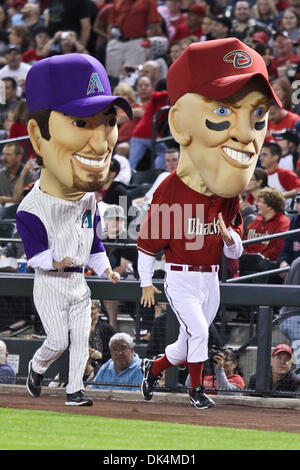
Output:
[{"xmin": 1, "ymin": 0, "xmax": 300, "ymax": 393}]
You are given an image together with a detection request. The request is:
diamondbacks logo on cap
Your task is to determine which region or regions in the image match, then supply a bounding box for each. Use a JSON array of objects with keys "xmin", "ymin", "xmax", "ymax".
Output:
[
  {"xmin": 223, "ymin": 50, "xmax": 252, "ymax": 68},
  {"xmin": 87, "ymin": 72, "xmax": 104, "ymax": 95}
]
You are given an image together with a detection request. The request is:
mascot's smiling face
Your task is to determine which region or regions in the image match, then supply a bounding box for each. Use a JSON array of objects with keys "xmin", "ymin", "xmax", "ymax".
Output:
[{"xmin": 169, "ymin": 80, "xmax": 269, "ymax": 198}]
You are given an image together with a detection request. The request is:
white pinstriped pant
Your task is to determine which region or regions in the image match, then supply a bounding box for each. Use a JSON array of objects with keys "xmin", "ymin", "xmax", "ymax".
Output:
[
  {"xmin": 32, "ymin": 271, "xmax": 91, "ymax": 394},
  {"xmin": 164, "ymin": 266, "xmax": 220, "ymax": 365}
]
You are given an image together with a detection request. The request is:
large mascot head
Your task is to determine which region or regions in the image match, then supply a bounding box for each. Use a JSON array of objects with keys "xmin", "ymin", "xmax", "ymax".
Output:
[
  {"xmin": 167, "ymin": 38, "xmax": 281, "ymax": 198},
  {"xmin": 25, "ymin": 53, "xmax": 132, "ymax": 199}
]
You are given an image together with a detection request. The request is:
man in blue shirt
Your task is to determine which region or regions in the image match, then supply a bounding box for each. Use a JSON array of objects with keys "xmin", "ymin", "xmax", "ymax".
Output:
[
  {"xmin": 0, "ymin": 340, "xmax": 16, "ymax": 384},
  {"xmin": 90, "ymin": 333, "xmax": 143, "ymax": 390}
]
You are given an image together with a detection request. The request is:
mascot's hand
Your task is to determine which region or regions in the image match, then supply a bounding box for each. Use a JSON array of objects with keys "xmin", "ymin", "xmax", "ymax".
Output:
[
  {"xmin": 107, "ymin": 270, "xmax": 120, "ymax": 283},
  {"xmin": 52, "ymin": 257, "xmax": 74, "ymax": 270},
  {"xmin": 141, "ymin": 285, "xmax": 162, "ymax": 308},
  {"xmin": 218, "ymin": 212, "xmax": 234, "ymax": 247}
]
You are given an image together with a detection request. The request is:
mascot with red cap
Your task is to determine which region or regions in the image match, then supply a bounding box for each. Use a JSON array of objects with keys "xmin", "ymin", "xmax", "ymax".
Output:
[{"xmin": 138, "ymin": 38, "xmax": 281, "ymax": 410}]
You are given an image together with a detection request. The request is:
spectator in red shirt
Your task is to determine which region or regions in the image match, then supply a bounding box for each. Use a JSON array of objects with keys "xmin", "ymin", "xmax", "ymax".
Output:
[
  {"xmin": 22, "ymin": 26, "xmax": 50, "ymax": 64},
  {"xmin": 106, "ymin": 0, "xmax": 162, "ymax": 84},
  {"xmin": 271, "ymin": 32, "xmax": 300, "ymax": 76},
  {"xmin": 171, "ymin": 4, "xmax": 206, "ymax": 42},
  {"xmin": 260, "ymin": 142, "xmax": 300, "ymax": 209},
  {"xmin": 265, "ymin": 100, "xmax": 300, "ymax": 142},
  {"xmin": 243, "ymin": 187, "xmax": 290, "ymax": 260}
]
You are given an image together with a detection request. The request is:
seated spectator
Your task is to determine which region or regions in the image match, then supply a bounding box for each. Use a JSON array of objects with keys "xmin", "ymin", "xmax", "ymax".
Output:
[
  {"xmin": 248, "ymin": 343, "xmax": 300, "ymax": 395},
  {"xmin": 113, "ymin": 82, "xmax": 144, "ymax": 145},
  {"xmin": 18, "ymin": 2, "xmax": 45, "ymax": 38},
  {"xmin": 266, "ymin": 100, "xmax": 300, "ymax": 143},
  {"xmin": 230, "ymin": 0, "xmax": 273, "ymax": 45},
  {"xmin": 97, "ymin": 158, "xmax": 132, "ymax": 218},
  {"xmin": 90, "ymin": 332, "xmax": 143, "ymax": 390},
  {"xmin": 101, "ymin": 204, "xmax": 138, "ymax": 330},
  {"xmin": 0, "ymin": 44, "xmax": 31, "ymax": 98},
  {"xmin": 9, "ymin": 24, "xmax": 32, "ymax": 54},
  {"xmin": 277, "ymin": 257, "xmax": 300, "ymax": 374},
  {"xmin": 254, "ymin": 42, "xmax": 278, "ymax": 82},
  {"xmin": 133, "ymin": 148, "xmax": 180, "ymax": 206},
  {"xmin": 276, "ymin": 129, "xmax": 299, "ymax": 171},
  {"xmin": 171, "ymin": 4, "xmax": 206, "ymax": 42},
  {"xmin": 138, "ymin": 61, "xmax": 161, "ymax": 90},
  {"xmin": 251, "ymin": 0, "xmax": 279, "ymax": 28},
  {"xmin": 21, "ymin": 26, "xmax": 50, "ymax": 64},
  {"xmin": 40, "ymin": 30, "xmax": 88, "ymax": 57},
  {"xmin": 128, "ymin": 79, "xmax": 169, "ymax": 170},
  {"xmin": 0, "ymin": 142, "xmax": 35, "ymax": 207},
  {"xmin": 279, "ymin": 7, "xmax": 300, "ymax": 45},
  {"xmin": 259, "ymin": 142, "xmax": 300, "ymax": 209},
  {"xmin": 9, "ymin": 98, "xmax": 35, "ymax": 159},
  {"xmin": 186, "ymin": 347, "xmax": 245, "ymax": 395},
  {"xmin": 271, "ymin": 32, "xmax": 300, "ymax": 77},
  {"xmin": 141, "ymin": 37, "xmax": 169, "ymax": 81},
  {"xmin": 243, "ymin": 187, "xmax": 290, "ymax": 261},
  {"xmin": 84, "ymin": 300, "xmax": 117, "ymax": 381},
  {"xmin": 210, "ymin": 14, "xmax": 232, "ymax": 40},
  {"xmin": 243, "ymin": 167, "xmax": 269, "ymax": 206},
  {"xmin": 0, "ymin": 339, "xmax": 16, "ymax": 384},
  {"xmin": 167, "ymin": 40, "xmax": 182, "ymax": 66},
  {"xmin": 278, "ymin": 190, "xmax": 300, "ymax": 272},
  {"xmin": 271, "ymin": 77, "xmax": 293, "ymax": 111},
  {"xmin": 0, "ymin": 77, "xmax": 20, "ymax": 127}
]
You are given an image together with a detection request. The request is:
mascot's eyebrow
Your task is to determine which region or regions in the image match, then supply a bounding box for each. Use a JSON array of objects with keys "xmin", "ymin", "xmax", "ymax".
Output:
[{"xmin": 205, "ymin": 119, "xmax": 230, "ymax": 131}]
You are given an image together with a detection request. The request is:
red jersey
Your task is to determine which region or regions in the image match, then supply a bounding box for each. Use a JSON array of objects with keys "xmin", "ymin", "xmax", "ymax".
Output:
[
  {"xmin": 109, "ymin": 0, "xmax": 161, "ymax": 38},
  {"xmin": 171, "ymin": 22, "xmax": 203, "ymax": 42},
  {"xmin": 137, "ymin": 171, "xmax": 242, "ymax": 265},
  {"xmin": 243, "ymin": 212, "xmax": 290, "ymax": 260},
  {"xmin": 271, "ymin": 53, "xmax": 300, "ymax": 69}
]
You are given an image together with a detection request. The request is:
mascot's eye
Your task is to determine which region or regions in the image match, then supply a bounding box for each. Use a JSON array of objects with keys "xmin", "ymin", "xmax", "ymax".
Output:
[
  {"xmin": 213, "ymin": 107, "xmax": 231, "ymax": 117},
  {"xmin": 254, "ymin": 107, "xmax": 265, "ymax": 118},
  {"xmin": 72, "ymin": 120, "xmax": 87, "ymax": 128}
]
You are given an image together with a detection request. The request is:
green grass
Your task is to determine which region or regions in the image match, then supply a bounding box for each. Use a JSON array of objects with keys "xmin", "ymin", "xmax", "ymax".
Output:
[{"xmin": 1, "ymin": 408, "xmax": 300, "ymax": 450}]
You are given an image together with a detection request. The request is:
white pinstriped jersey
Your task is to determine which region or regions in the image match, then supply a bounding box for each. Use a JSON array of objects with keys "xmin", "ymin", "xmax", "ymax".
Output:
[{"xmin": 16, "ymin": 180, "xmax": 106, "ymax": 272}]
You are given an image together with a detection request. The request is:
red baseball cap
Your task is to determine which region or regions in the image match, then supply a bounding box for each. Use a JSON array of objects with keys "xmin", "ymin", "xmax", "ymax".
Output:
[
  {"xmin": 272, "ymin": 344, "xmax": 293, "ymax": 357},
  {"xmin": 167, "ymin": 37, "xmax": 281, "ymax": 106},
  {"xmin": 252, "ymin": 31, "xmax": 269, "ymax": 44},
  {"xmin": 188, "ymin": 4, "xmax": 206, "ymax": 16}
]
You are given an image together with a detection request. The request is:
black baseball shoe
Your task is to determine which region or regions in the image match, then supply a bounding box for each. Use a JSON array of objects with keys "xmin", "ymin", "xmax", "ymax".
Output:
[
  {"xmin": 26, "ymin": 360, "xmax": 43, "ymax": 398},
  {"xmin": 141, "ymin": 358, "xmax": 161, "ymax": 401},
  {"xmin": 65, "ymin": 390, "xmax": 93, "ymax": 406},
  {"xmin": 189, "ymin": 385, "xmax": 215, "ymax": 410}
]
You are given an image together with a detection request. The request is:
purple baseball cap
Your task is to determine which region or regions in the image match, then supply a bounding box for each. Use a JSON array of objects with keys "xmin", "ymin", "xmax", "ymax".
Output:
[{"xmin": 25, "ymin": 53, "xmax": 132, "ymax": 119}]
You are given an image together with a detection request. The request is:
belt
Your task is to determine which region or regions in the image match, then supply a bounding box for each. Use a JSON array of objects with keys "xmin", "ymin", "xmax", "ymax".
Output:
[
  {"xmin": 170, "ymin": 264, "xmax": 219, "ymax": 273},
  {"xmin": 52, "ymin": 267, "xmax": 87, "ymax": 273},
  {"xmin": 119, "ymin": 35, "xmax": 142, "ymax": 42}
]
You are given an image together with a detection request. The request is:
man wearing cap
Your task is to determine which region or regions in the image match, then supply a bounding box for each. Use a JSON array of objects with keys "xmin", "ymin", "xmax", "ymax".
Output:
[
  {"xmin": 137, "ymin": 37, "xmax": 281, "ymax": 410},
  {"xmin": 276, "ymin": 129, "xmax": 299, "ymax": 171},
  {"xmin": 271, "ymin": 32, "xmax": 300, "ymax": 76},
  {"xmin": 248, "ymin": 344, "xmax": 300, "ymax": 394},
  {"xmin": 171, "ymin": 4, "xmax": 206, "ymax": 42},
  {"xmin": 15, "ymin": 53, "xmax": 132, "ymax": 406},
  {"xmin": 0, "ymin": 45, "xmax": 31, "ymax": 97},
  {"xmin": 102, "ymin": 204, "xmax": 138, "ymax": 330},
  {"xmin": 210, "ymin": 15, "xmax": 232, "ymax": 40},
  {"xmin": 0, "ymin": 339, "xmax": 16, "ymax": 384}
]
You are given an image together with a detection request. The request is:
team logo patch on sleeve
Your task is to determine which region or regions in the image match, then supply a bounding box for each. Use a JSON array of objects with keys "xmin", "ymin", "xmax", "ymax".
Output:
[
  {"xmin": 87, "ymin": 72, "xmax": 104, "ymax": 95},
  {"xmin": 223, "ymin": 50, "xmax": 252, "ymax": 68}
]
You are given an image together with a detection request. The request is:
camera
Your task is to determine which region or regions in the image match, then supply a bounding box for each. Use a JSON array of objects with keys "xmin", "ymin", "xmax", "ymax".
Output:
[
  {"xmin": 208, "ymin": 347, "xmax": 221, "ymax": 363},
  {"xmin": 61, "ymin": 32, "xmax": 70, "ymax": 39}
]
